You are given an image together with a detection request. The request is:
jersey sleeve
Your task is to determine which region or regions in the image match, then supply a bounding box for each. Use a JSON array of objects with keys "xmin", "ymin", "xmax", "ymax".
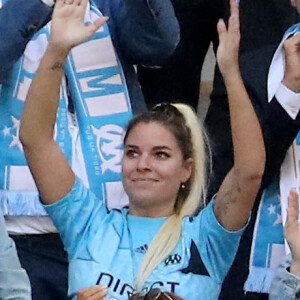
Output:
[
  {"xmin": 44, "ymin": 177, "xmax": 108, "ymax": 259},
  {"xmin": 187, "ymin": 200, "xmax": 247, "ymax": 283}
]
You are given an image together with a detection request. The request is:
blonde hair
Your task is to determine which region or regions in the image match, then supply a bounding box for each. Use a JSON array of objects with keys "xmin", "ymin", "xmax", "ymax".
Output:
[{"xmin": 124, "ymin": 103, "xmax": 208, "ymax": 291}]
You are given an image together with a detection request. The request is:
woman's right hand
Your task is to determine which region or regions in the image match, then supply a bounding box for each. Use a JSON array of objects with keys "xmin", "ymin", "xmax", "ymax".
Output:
[
  {"xmin": 285, "ymin": 189, "xmax": 300, "ymax": 277},
  {"xmin": 77, "ymin": 285, "xmax": 108, "ymax": 300},
  {"xmin": 50, "ymin": 0, "xmax": 108, "ymax": 53}
]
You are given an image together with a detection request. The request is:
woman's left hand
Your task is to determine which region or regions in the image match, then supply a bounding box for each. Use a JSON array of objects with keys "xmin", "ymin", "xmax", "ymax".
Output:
[{"xmin": 216, "ymin": 0, "xmax": 240, "ymax": 78}]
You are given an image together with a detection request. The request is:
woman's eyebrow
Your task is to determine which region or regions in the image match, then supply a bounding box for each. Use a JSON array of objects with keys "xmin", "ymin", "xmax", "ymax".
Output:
[
  {"xmin": 152, "ymin": 145, "xmax": 172, "ymax": 151},
  {"xmin": 124, "ymin": 144, "xmax": 139, "ymax": 149}
]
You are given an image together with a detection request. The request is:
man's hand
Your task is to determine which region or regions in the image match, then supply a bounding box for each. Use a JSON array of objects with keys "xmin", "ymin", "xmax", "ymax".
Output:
[
  {"xmin": 285, "ymin": 189, "xmax": 300, "ymax": 277},
  {"xmin": 216, "ymin": 0, "xmax": 240, "ymax": 79},
  {"xmin": 50, "ymin": 0, "xmax": 108, "ymax": 54},
  {"xmin": 282, "ymin": 33, "xmax": 300, "ymax": 93},
  {"xmin": 77, "ymin": 285, "xmax": 108, "ymax": 300}
]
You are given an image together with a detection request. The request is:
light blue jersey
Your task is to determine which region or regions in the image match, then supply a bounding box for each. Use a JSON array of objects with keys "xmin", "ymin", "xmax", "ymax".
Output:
[{"xmin": 45, "ymin": 177, "xmax": 245, "ymax": 299}]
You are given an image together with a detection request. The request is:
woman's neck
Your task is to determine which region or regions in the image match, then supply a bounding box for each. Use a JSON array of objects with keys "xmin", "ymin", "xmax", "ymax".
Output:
[{"xmin": 128, "ymin": 205, "xmax": 174, "ymax": 218}]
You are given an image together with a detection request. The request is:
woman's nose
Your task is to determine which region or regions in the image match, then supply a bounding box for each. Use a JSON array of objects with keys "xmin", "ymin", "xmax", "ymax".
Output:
[{"xmin": 137, "ymin": 154, "xmax": 151, "ymax": 170}]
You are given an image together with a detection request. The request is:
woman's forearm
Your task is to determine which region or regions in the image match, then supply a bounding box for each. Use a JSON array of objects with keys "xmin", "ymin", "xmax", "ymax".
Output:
[
  {"xmin": 19, "ymin": 43, "xmax": 76, "ymax": 205},
  {"xmin": 19, "ymin": 0, "xmax": 105, "ymax": 205},
  {"xmin": 225, "ymin": 70, "xmax": 265, "ymax": 180},
  {"xmin": 214, "ymin": 0, "xmax": 265, "ymax": 230},
  {"xmin": 20, "ymin": 44, "xmax": 68, "ymax": 148},
  {"xmin": 216, "ymin": 68, "xmax": 265, "ymax": 229}
]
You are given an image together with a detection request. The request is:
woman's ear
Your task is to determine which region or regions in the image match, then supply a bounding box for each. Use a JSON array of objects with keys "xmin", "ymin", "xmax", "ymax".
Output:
[{"xmin": 181, "ymin": 158, "xmax": 193, "ymax": 183}]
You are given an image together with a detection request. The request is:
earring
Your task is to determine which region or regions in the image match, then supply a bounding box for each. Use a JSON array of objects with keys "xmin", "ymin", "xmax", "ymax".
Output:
[{"xmin": 181, "ymin": 183, "xmax": 185, "ymax": 190}]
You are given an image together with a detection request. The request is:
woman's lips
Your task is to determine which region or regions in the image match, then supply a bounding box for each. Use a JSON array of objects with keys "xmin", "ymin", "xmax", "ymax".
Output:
[{"xmin": 131, "ymin": 178, "xmax": 159, "ymax": 182}]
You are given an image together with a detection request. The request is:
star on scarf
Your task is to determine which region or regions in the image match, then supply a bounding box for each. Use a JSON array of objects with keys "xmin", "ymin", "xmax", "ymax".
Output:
[
  {"xmin": 8, "ymin": 116, "xmax": 23, "ymax": 152},
  {"xmin": 273, "ymin": 213, "xmax": 282, "ymax": 226},
  {"xmin": 268, "ymin": 204, "xmax": 276, "ymax": 215},
  {"xmin": 11, "ymin": 116, "xmax": 20, "ymax": 129},
  {"xmin": 2, "ymin": 126, "xmax": 11, "ymax": 136}
]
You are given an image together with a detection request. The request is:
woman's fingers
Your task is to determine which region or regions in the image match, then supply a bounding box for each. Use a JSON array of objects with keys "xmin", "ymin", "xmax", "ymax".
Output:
[
  {"xmin": 88, "ymin": 16, "xmax": 109, "ymax": 36},
  {"xmin": 217, "ymin": 18, "xmax": 226, "ymax": 43},
  {"xmin": 77, "ymin": 285, "xmax": 108, "ymax": 300}
]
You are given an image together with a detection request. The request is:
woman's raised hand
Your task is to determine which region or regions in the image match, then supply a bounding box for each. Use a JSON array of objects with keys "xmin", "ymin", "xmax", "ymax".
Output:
[
  {"xmin": 50, "ymin": 0, "xmax": 108, "ymax": 53},
  {"xmin": 216, "ymin": 0, "xmax": 240, "ymax": 78}
]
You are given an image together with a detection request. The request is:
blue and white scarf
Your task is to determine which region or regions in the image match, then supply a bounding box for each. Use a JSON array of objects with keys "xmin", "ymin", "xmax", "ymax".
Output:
[
  {"xmin": 0, "ymin": 1, "xmax": 131, "ymax": 216},
  {"xmin": 244, "ymin": 177, "xmax": 285, "ymax": 293},
  {"xmin": 244, "ymin": 24, "xmax": 300, "ymax": 293}
]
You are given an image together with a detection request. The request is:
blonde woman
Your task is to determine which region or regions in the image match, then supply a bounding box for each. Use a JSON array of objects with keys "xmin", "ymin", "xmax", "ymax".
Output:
[{"xmin": 19, "ymin": 0, "xmax": 265, "ymax": 298}]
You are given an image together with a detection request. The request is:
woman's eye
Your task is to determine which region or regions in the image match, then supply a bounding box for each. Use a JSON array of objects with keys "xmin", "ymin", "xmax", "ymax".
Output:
[
  {"xmin": 125, "ymin": 149, "xmax": 138, "ymax": 158},
  {"xmin": 155, "ymin": 152, "xmax": 170, "ymax": 159}
]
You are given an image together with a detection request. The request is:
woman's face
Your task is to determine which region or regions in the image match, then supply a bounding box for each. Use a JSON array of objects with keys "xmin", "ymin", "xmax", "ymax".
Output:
[{"xmin": 122, "ymin": 122, "xmax": 192, "ymax": 217}]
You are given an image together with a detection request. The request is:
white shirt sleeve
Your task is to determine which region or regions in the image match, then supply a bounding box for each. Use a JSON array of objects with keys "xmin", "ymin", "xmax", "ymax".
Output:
[
  {"xmin": 275, "ymin": 83, "xmax": 300, "ymax": 120},
  {"xmin": 40, "ymin": 0, "xmax": 55, "ymax": 6}
]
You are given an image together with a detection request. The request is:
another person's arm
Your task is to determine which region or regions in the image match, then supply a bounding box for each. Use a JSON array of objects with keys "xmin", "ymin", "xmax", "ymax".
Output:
[
  {"xmin": 0, "ymin": 0, "xmax": 53, "ymax": 83},
  {"xmin": 214, "ymin": 0, "xmax": 265, "ymax": 231},
  {"xmin": 262, "ymin": 32, "xmax": 300, "ymax": 186},
  {"xmin": 286, "ymin": 190, "xmax": 300, "ymax": 279},
  {"xmin": 282, "ymin": 32, "xmax": 300, "ymax": 95},
  {"xmin": 0, "ymin": 208, "xmax": 31, "ymax": 299},
  {"xmin": 106, "ymin": 0, "xmax": 180, "ymax": 65}
]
